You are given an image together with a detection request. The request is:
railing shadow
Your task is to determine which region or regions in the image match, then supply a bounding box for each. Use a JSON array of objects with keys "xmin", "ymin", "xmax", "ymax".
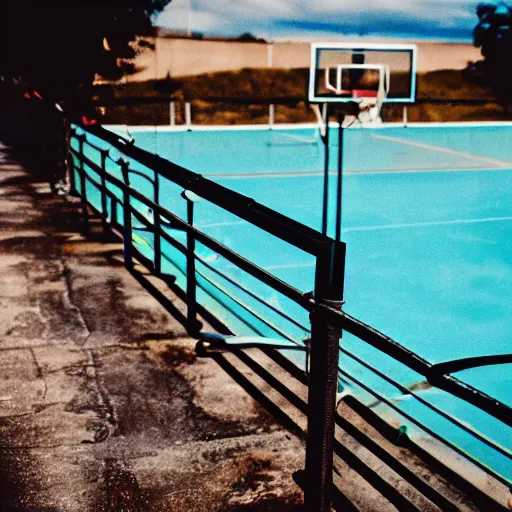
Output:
[{"xmin": 194, "ymin": 337, "xmax": 508, "ymax": 511}]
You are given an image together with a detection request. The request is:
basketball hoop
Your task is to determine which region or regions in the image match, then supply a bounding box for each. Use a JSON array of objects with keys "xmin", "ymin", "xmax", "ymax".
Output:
[{"xmin": 308, "ymin": 43, "xmax": 417, "ymax": 237}]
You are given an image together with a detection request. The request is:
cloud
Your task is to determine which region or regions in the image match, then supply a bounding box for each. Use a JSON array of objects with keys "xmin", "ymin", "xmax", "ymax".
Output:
[{"xmin": 156, "ymin": 0, "xmax": 480, "ymax": 40}]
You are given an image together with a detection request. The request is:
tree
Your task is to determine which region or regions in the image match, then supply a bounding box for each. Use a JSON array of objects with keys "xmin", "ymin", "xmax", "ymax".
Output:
[
  {"xmin": 236, "ymin": 33, "xmax": 267, "ymax": 43},
  {"xmin": 0, "ymin": 1, "xmax": 172, "ymax": 194},
  {"xmin": 473, "ymin": 2, "xmax": 512, "ymax": 111},
  {"xmin": 0, "ymin": 0, "xmax": 172, "ymax": 107}
]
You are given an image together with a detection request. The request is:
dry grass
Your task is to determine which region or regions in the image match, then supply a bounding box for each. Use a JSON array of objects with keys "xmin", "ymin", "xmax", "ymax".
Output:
[{"xmin": 94, "ymin": 68, "xmax": 512, "ymax": 125}]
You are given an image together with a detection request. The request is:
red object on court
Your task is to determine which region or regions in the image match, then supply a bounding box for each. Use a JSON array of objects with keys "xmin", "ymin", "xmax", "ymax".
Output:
[
  {"xmin": 33, "ymin": 91, "xmax": 43, "ymax": 100},
  {"xmin": 23, "ymin": 92, "xmax": 31, "ymax": 99},
  {"xmin": 81, "ymin": 116, "xmax": 98, "ymax": 126}
]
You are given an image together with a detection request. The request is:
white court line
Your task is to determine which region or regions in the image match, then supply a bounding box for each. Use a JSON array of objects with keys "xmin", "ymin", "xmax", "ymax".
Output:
[
  {"xmin": 381, "ymin": 120, "xmax": 512, "ymax": 129},
  {"xmin": 264, "ymin": 262, "xmax": 316, "ymax": 271},
  {"xmin": 209, "ymin": 165, "xmax": 512, "ymax": 180},
  {"xmin": 227, "ymin": 216, "xmax": 512, "ymax": 272},
  {"xmin": 344, "ymin": 216, "xmax": 512, "ymax": 233},
  {"xmin": 103, "ymin": 121, "xmax": 512, "ymax": 133},
  {"xmin": 103, "ymin": 123, "xmax": 321, "ymax": 132},
  {"xmin": 372, "ymin": 133, "xmax": 512, "ymax": 168},
  {"xmin": 199, "ymin": 220, "xmax": 247, "ymax": 228},
  {"xmin": 200, "ymin": 216, "xmax": 512, "ymax": 234}
]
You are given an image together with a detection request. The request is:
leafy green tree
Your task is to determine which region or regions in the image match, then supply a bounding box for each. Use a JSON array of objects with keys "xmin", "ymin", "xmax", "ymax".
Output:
[
  {"xmin": 0, "ymin": 0, "xmax": 171, "ymax": 106},
  {"xmin": 473, "ymin": 2, "xmax": 512, "ymax": 111}
]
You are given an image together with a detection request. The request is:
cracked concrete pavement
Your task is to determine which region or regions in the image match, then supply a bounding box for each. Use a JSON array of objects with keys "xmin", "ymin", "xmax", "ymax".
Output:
[{"xmin": 0, "ymin": 142, "xmax": 305, "ymax": 511}]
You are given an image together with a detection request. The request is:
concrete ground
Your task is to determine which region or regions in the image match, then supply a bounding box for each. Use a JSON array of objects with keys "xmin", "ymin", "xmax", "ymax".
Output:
[{"xmin": 0, "ymin": 142, "xmax": 305, "ymax": 511}]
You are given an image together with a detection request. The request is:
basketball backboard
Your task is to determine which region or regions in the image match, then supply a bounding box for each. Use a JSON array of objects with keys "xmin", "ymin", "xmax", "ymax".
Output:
[{"xmin": 309, "ymin": 43, "xmax": 417, "ymax": 104}]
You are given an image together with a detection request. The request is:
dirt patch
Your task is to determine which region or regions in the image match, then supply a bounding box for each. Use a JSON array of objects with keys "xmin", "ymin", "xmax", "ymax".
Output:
[
  {"xmin": 161, "ymin": 343, "xmax": 197, "ymax": 367},
  {"xmin": 232, "ymin": 457, "xmax": 274, "ymax": 493},
  {"xmin": 221, "ymin": 455, "xmax": 304, "ymax": 512}
]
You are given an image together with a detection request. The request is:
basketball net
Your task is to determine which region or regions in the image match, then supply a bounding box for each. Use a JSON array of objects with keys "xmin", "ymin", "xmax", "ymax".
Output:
[
  {"xmin": 355, "ymin": 67, "xmax": 389, "ymax": 124},
  {"xmin": 312, "ymin": 64, "xmax": 389, "ymax": 127}
]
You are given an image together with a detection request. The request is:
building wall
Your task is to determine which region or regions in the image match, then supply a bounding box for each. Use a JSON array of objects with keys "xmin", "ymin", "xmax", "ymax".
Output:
[{"xmin": 128, "ymin": 37, "xmax": 482, "ymax": 82}]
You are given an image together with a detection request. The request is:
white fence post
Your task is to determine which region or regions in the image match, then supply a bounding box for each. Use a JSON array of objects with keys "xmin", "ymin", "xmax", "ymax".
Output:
[
  {"xmin": 269, "ymin": 104, "xmax": 275, "ymax": 129},
  {"xmin": 169, "ymin": 101, "xmax": 175, "ymax": 126},
  {"xmin": 185, "ymin": 102, "xmax": 192, "ymax": 130}
]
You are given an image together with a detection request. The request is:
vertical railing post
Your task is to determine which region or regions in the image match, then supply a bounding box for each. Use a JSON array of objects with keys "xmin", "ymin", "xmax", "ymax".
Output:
[
  {"xmin": 69, "ymin": 148, "xmax": 77, "ymax": 195},
  {"xmin": 111, "ymin": 197, "xmax": 118, "ymax": 228},
  {"xmin": 181, "ymin": 190, "xmax": 201, "ymax": 334},
  {"xmin": 100, "ymin": 150, "xmax": 108, "ymax": 235},
  {"xmin": 403, "ymin": 105, "xmax": 408, "ymax": 127},
  {"xmin": 305, "ymin": 239, "xmax": 346, "ymax": 512},
  {"xmin": 269, "ymin": 103, "xmax": 275, "ymax": 129},
  {"xmin": 78, "ymin": 135, "xmax": 89, "ymax": 235},
  {"xmin": 153, "ymin": 170, "xmax": 162, "ymax": 275},
  {"xmin": 321, "ymin": 104, "xmax": 331, "ymax": 236},
  {"xmin": 120, "ymin": 160, "xmax": 133, "ymax": 270},
  {"xmin": 65, "ymin": 122, "xmax": 77, "ymax": 196},
  {"xmin": 335, "ymin": 111, "xmax": 345, "ymax": 243}
]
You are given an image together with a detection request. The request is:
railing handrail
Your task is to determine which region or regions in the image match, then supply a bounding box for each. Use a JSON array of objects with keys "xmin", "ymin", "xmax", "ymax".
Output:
[{"xmin": 77, "ymin": 124, "xmax": 334, "ymax": 257}]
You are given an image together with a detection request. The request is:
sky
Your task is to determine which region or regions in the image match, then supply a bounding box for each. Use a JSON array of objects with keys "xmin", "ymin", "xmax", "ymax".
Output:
[{"xmin": 155, "ymin": 0, "xmax": 481, "ymax": 42}]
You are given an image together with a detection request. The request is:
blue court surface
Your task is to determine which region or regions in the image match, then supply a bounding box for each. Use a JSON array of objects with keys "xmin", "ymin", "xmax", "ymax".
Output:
[{"xmin": 78, "ymin": 122, "xmax": 512, "ymax": 483}]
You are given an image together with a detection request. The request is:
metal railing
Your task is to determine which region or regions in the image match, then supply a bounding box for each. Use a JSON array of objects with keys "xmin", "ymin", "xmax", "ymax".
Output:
[{"xmin": 69, "ymin": 121, "xmax": 511, "ymax": 511}]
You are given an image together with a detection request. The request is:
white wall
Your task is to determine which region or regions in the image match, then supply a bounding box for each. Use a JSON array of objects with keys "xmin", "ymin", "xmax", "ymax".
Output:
[{"xmin": 127, "ymin": 37, "xmax": 482, "ymax": 82}]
